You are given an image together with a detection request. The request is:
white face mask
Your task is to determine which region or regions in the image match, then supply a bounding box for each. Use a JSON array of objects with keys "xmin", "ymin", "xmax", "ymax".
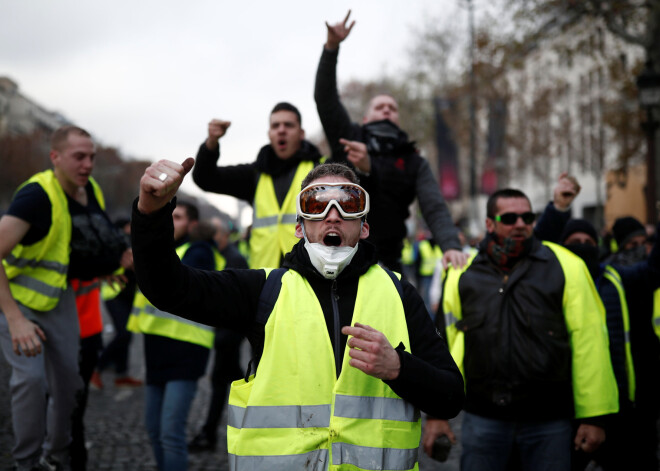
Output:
[
  {"xmin": 299, "ymin": 218, "xmax": 363, "ymax": 279},
  {"xmin": 304, "ymin": 240, "xmax": 358, "ymax": 279}
]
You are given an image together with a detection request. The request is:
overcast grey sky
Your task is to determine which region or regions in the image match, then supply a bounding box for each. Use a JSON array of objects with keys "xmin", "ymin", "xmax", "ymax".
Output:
[{"xmin": 1, "ymin": 0, "xmax": 471, "ymax": 219}]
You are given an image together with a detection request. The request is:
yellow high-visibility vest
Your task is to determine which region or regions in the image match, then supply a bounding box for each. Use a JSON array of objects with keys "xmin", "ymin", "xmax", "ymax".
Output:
[
  {"xmin": 3, "ymin": 171, "xmax": 102, "ymax": 311},
  {"xmin": 401, "ymin": 238, "xmax": 415, "ymax": 266},
  {"xmin": 653, "ymin": 289, "xmax": 660, "ymax": 341},
  {"xmin": 126, "ymin": 243, "xmax": 221, "ymax": 348},
  {"xmin": 443, "ymin": 243, "xmax": 618, "ymax": 419},
  {"xmin": 228, "ymin": 265, "xmax": 421, "ymax": 470},
  {"xmin": 603, "ymin": 265, "xmax": 636, "ymax": 402},
  {"xmin": 418, "ymin": 240, "xmax": 442, "ymax": 277},
  {"xmin": 249, "ymin": 161, "xmax": 315, "ymax": 269}
]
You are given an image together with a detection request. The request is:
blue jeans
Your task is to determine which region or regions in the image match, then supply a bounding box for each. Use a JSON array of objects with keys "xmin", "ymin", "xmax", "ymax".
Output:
[
  {"xmin": 461, "ymin": 412, "xmax": 572, "ymax": 471},
  {"xmin": 145, "ymin": 380, "xmax": 198, "ymax": 471}
]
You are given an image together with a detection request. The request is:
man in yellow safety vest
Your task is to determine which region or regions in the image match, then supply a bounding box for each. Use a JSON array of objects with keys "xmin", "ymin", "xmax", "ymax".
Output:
[
  {"xmin": 0, "ymin": 126, "xmax": 117, "ymax": 470},
  {"xmin": 192, "ymin": 102, "xmax": 327, "ymax": 269},
  {"xmin": 132, "ymin": 159, "xmax": 465, "ymax": 470}
]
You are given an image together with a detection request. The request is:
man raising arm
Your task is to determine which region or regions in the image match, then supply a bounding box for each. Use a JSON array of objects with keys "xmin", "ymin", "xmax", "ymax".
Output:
[
  {"xmin": 315, "ymin": 11, "xmax": 467, "ymax": 273},
  {"xmin": 134, "ymin": 159, "xmax": 464, "ymax": 470}
]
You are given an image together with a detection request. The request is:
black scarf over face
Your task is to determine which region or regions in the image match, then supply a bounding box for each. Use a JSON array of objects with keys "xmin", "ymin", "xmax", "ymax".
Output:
[
  {"xmin": 484, "ymin": 232, "xmax": 533, "ymax": 272},
  {"xmin": 564, "ymin": 243, "xmax": 601, "ymax": 281},
  {"xmin": 608, "ymin": 245, "xmax": 647, "ymax": 267},
  {"xmin": 361, "ymin": 120, "xmax": 417, "ymax": 157}
]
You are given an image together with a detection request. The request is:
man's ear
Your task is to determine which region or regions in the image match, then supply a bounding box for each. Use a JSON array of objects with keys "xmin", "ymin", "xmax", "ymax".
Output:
[
  {"xmin": 295, "ymin": 222, "xmax": 304, "ymax": 239},
  {"xmin": 49, "ymin": 149, "xmax": 59, "ymax": 166},
  {"xmin": 485, "ymin": 218, "xmax": 495, "ymax": 234},
  {"xmin": 187, "ymin": 220, "xmax": 200, "ymax": 236},
  {"xmin": 359, "ymin": 221, "xmax": 370, "ymax": 240}
]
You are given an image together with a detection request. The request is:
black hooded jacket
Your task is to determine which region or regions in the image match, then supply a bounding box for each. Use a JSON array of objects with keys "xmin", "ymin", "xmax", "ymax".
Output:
[
  {"xmin": 192, "ymin": 140, "xmax": 323, "ymax": 206},
  {"xmin": 314, "ymin": 47, "xmax": 461, "ymax": 271},
  {"xmin": 131, "ymin": 199, "xmax": 464, "ymax": 419}
]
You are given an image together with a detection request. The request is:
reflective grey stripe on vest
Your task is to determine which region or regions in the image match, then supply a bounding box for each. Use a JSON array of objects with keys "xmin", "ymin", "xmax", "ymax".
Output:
[
  {"xmin": 444, "ymin": 311, "xmax": 459, "ymax": 328},
  {"xmin": 655, "ymin": 317, "xmax": 660, "ymax": 327},
  {"xmin": 228, "ymin": 404, "xmax": 330, "ymax": 429},
  {"xmin": 142, "ymin": 305, "xmax": 215, "ymax": 332},
  {"xmin": 4, "ymin": 254, "xmax": 68, "ymax": 275},
  {"xmin": 252, "ymin": 214, "xmax": 297, "ymax": 229},
  {"xmin": 334, "ymin": 394, "xmax": 420, "ymax": 422},
  {"xmin": 10, "ymin": 275, "xmax": 64, "ymax": 299},
  {"xmin": 280, "ymin": 214, "xmax": 298, "ymax": 225},
  {"xmin": 332, "ymin": 442, "xmax": 417, "ymax": 470},
  {"xmin": 74, "ymin": 280, "xmax": 101, "ymax": 296},
  {"xmin": 229, "ymin": 448, "xmax": 328, "ymax": 471},
  {"xmin": 252, "ymin": 215, "xmax": 279, "ymax": 229}
]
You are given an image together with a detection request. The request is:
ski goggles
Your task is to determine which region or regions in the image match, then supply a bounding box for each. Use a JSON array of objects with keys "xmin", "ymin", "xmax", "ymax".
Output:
[
  {"xmin": 297, "ymin": 182, "xmax": 370, "ymax": 220},
  {"xmin": 494, "ymin": 212, "xmax": 536, "ymax": 225}
]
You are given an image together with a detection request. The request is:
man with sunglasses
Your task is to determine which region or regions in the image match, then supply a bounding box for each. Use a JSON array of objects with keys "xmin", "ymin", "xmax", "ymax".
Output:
[
  {"xmin": 192, "ymin": 102, "xmax": 326, "ymax": 270},
  {"xmin": 423, "ymin": 188, "xmax": 618, "ymax": 471},
  {"xmin": 314, "ymin": 11, "xmax": 467, "ymax": 274},
  {"xmin": 132, "ymin": 159, "xmax": 464, "ymax": 471}
]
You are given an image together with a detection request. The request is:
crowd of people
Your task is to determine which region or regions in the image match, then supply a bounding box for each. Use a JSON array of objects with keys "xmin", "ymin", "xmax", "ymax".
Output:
[{"xmin": 0, "ymin": 10, "xmax": 659, "ymax": 471}]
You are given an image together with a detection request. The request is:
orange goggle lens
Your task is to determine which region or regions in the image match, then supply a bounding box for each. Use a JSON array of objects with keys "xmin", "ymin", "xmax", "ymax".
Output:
[{"xmin": 297, "ymin": 183, "xmax": 369, "ymax": 220}]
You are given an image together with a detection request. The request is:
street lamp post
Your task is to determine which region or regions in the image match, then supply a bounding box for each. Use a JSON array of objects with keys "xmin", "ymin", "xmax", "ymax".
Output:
[
  {"xmin": 636, "ymin": 61, "xmax": 660, "ymax": 224},
  {"xmin": 466, "ymin": 0, "xmax": 478, "ymax": 235}
]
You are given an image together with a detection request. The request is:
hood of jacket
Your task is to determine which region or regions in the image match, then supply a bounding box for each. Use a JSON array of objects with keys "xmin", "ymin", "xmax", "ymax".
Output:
[{"xmin": 360, "ymin": 119, "xmax": 417, "ymax": 158}]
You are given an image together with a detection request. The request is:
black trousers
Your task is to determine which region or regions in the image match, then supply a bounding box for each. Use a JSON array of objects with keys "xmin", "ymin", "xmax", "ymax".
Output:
[{"xmin": 70, "ymin": 333, "xmax": 103, "ymax": 471}]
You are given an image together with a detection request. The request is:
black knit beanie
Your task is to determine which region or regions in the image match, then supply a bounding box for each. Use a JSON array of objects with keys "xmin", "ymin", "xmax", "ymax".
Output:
[
  {"xmin": 612, "ymin": 216, "xmax": 646, "ymax": 248},
  {"xmin": 560, "ymin": 219, "xmax": 599, "ymax": 245}
]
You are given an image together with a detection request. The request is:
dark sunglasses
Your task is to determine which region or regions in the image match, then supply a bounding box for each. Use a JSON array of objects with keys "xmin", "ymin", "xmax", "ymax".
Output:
[{"xmin": 494, "ymin": 212, "xmax": 536, "ymax": 225}]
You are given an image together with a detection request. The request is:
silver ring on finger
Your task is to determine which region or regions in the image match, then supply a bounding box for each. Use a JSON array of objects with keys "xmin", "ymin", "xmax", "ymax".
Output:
[{"xmin": 158, "ymin": 172, "xmax": 168, "ymax": 182}]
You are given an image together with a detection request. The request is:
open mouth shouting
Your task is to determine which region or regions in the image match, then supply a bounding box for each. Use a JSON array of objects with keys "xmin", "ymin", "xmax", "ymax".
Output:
[{"xmin": 323, "ymin": 232, "xmax": 342, "ymax": 247}]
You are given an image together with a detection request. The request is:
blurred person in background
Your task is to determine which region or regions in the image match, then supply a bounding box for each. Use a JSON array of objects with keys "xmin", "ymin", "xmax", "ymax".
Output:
[
  {"xmin": 0, "ymin": 126, "xmax": 126, "ymax": 470},
  {"xmin": 188, "ymin": 216, "xmax": 249, "ymax": 453},
  {"xmin": 128, "ymin": 201, "xmax": 220, "ymax": 471},
  {"xmin": 92, "ymin": 217, "xmax": 143, "ymax": 390}
]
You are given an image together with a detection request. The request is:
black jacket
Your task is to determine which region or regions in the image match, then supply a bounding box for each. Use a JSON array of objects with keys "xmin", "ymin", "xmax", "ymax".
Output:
[
  {"xmin": 131, "ymin": 199, "xmax": 464, "ymax": 419},
  {"xmin": 192, "ymin": 140, "xmax": 323, "ymax": 207},
  {"xmin": 536, "ymin": 203, "xmax": 660, "ymax": 413},
  {"xmin": 314, "ymin": 47, "xmax": 461, "ymax": 270},
  {"xmin": 443, "ymin": 237, "xmax": 588, "ymax": 421}
]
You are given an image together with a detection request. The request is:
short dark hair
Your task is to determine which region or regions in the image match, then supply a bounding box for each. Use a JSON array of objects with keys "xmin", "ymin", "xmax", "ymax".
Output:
[
  {"xmin": 51, "ymin": 125, "xmax": 91, "ymax": 151},
  {"xmin": 301, "ymin": 163, "xmax": 359, "ymax": 189},
  {"xmin": 271, "ymin": 102, "xmax": 301, "ymax": 125},
  {"xmin": 486, "ymin": 189, "xmax": 531, "ymax": 219},
  {"xmin": 176, "ymin": 200, "xmax": 199, "ymax": 222}
]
